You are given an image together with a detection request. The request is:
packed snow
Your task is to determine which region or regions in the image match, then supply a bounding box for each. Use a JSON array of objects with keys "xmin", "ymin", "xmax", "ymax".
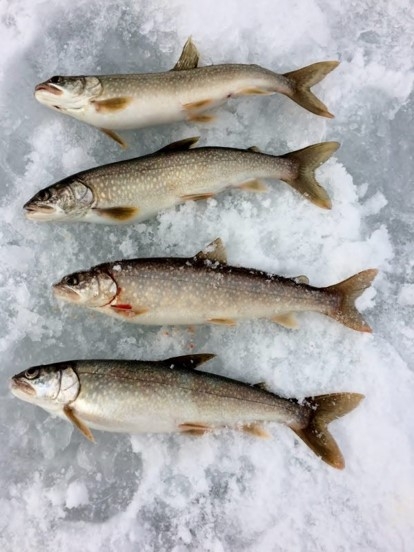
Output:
[{"xmin": 0, "ymin": 0, "xmax": 413, "ymax": 550}]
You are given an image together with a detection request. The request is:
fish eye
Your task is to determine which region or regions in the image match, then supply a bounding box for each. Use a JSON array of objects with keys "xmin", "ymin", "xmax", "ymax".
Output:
[
  {"xmin": 65, "ymin": 274, "xmax": 79, "ymax": 287},
  {"xmin": 24, "ymin": 368, "xmax": 40, "ymax": 380},
  {"xmin": 50, "ymin": 76, "xmax": 63, "ymax": 85},
  {"xmin": 37, "ymin": 189, "xmax": 51, "ymax": 202}
]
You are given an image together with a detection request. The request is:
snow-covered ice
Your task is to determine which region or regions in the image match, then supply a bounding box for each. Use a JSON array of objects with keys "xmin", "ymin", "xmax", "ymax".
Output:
[{"xmin": 0, "ymin": 0, "xmax": 413, "ymax": 550}]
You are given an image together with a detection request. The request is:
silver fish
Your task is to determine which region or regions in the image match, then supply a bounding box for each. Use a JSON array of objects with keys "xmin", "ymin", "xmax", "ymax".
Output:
[
  {"xmin": 23, "ymin": 137, "xmax": 339, "ymax": 222},
  {"xmin": 53, "ymin": 238, "xmax": 378, "ymax": 333},
  {"xmin": 10, "ymin": 355, "xmax": 364, "ymax": 469},
  {"xmin": 34, "ymin": 38, "xmax": 339, "ymax": 147}
]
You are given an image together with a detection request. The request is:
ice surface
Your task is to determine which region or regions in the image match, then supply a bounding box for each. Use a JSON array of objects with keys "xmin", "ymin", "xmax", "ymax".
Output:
[{"xmin": 0, "ymin": 0, "xmax": 413, "ymax": 550}]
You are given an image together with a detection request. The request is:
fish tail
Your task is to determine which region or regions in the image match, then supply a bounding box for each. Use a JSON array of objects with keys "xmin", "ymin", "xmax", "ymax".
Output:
[
  {"xmin": 281, "ymin": 142, "xmax": 339, "ymax": 209},
  {"xmin": 291, "ymin": 393, "xmax": 364, "ymax": 469},
  {"xmin": 283, "ymin": 60, "xmax": 339, "ymax": 118},
  {"xmin": 325, "ymin": 269, "xmax": 378, "ymax": 332}
]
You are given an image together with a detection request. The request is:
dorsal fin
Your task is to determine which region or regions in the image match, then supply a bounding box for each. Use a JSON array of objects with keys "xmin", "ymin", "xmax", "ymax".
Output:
[
  {"xmin": 163, "ymin": 354, "xmax": 216, "ymax": 370},
  {"xmin": 194, "ymin": 238, "xmax": 227, "ymax": 264},
  {"xmin": 171, "ymin": 37, "xmax": 200, "ymax": 71},
  {"xmin": 157, "ymin": 136, "xmax": 200, "ymax": 153},
  {"xmin": 247, "ymin": 146, "xmax": 262, "ymax": 153},
  {"xmin": 291, "ymin": 274, "xmax": 309, "ymax": 285},
  {"xmin": 253, "ymin": 382, "xmax": 269, "ymax": 391}
]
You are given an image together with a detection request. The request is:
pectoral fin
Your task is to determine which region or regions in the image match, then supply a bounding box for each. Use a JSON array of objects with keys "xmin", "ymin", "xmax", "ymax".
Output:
[
  {"xmin": 208, "ymin": 318, "xmax": 236, "ymax": 326},
  {"xmin": 171, "ymin": 37, "xmax": 200, "ymax": 71},
  {"xmin": 93, "ymin": 97, "xmax": 132, "ymax": 113},
  {"xmin": 242, "ymin": 423, "xmax": 271, "ymax": 438},
  {"xmin": 64, "ymin": 405, "xmax": 95, "ymax": 443},
  {"xmin": 99, "ymin": 128, "xmax": 128, "ymax": 148},
  {"xmin": 194, "ymin": 238, "xmax": 227, "ymax": 264},
  {"xmin": 238, "ymin": 179, "xmax": 268, "ymax": 192},
  {"xmin": 179, "ymin": 422, "xmax": 211, "ymax": 435},
  {"xmin": 247, "ymin": 146, "xmax": 262, "ymax": 153},
  {"xmin": 110, "ymin": 305, "xmax": 149, "ymax": 317},
  {"xmin": 94, "ymin": 206, "xmax": 139, "ymax": 222},
  {"xmin": 271, "ymin": 313, "xmax": 299, "ymax": 329}
]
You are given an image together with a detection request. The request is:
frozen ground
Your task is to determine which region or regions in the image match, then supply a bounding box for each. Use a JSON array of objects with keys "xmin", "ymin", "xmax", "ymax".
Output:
[{"xmin": 0, "ymin": 0, "xmax": 413, "ymax": 550}]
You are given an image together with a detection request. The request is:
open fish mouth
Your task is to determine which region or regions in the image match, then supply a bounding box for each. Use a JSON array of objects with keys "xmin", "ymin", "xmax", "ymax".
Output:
[{"xmin": 34, "ymin": 83, "xmax": 63, "ymax": 96}]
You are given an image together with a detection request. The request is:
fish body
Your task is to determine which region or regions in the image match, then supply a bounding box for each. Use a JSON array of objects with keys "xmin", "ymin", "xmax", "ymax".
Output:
[
  {"xmin": 34, "ymin": 38, "xmax": 339, "ymax": 146},
  {"xmin": 53, "ymin": 239, "xmax": 378, "ymax": 332},
  {"xmin": 23, "ymin": 138, "xmax": 339, "ymax": 222},
  {"xmin": 10, "ymin": 355, "xmax": 364, "ymax": 469}
]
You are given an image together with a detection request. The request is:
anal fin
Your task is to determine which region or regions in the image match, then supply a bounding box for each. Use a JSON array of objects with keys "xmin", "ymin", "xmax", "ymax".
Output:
[
  {"xmin": 64, "ymin": 405, "xmax": 95, "ymax": 443},
  {"xmin": 242, "ymin": 423, "xmax": 271, "ymax": 438},
  {"xmin": 238, "ymin": 87, "xmax": 273, "ymax": 96},
  {"xmin": 179, "ymin": 422, "xmax": 211, "ymax": 435},
  {"xmin": 188, "ymin": 113, "xmax": 216, "ymax": 123},
  {"xmin": 100, "ymin": 128, "xmax": 128, "ymax": 148},
  {"xmin": 271, "ymin": 313, "xmax": 299, "ymax": 329},
  {"xmin": 181, "ymin": 192, "xmax": 214, "ymax": 202},
  {"xmin": 208, "ymin": 318, "xmax": 236, "ymax": 326},
  {"xmin": 238, "ymin": 179, "xmax": 268, "ymax": 192}
]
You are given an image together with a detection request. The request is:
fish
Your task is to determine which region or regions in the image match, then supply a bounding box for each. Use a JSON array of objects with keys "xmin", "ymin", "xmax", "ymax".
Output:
[
  {"xmin": 53, "ymin": 238, "xmax": 378, "ymax": 333},
  {"xmin": 10, "ymin": 354, "xmax": 364, "ymax": 469},
  {"xmin": 34, "ymin": 38, "xmax": 339, "ymax": 147},
  {"xmin": 23, "ymin": 137, "xmax": 340, "ymax": 222}
]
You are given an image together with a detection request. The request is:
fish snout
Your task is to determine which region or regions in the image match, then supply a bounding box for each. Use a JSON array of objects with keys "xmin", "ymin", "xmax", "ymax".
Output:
[
  {"xmin": 23, "ymin": 200, "xmax": 56, "ymax": 221},
  {"xmin": 34, "ymin": 82, "xmax": 63, "ymax": 96},
  {"xmin": 10, "ymin": 376, "xmax": 36, "ymax": 398},
  {"xmin": 52, "ymin": 282, "xmax": 83, "ymax": 303}
]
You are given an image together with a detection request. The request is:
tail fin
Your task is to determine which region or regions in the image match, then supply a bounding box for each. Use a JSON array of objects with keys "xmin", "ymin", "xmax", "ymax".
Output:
[
  {"xmin": 292, "ymin": 393, "xmax": 364, "ymax": 469},
  {"xmin": 284, "ymin": 61, "xmax": 339, "ymax": 118},
  {"xmin": 281, "ymin": 142, "xmax": 339, "ymax": 209},
  {"xmin": 326, "ymin": 269, "xmax": 378, "ymax": 332}
]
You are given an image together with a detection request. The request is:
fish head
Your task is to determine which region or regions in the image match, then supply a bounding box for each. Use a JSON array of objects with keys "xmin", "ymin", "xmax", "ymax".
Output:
[
  {"xmin": 24, "ymin": 178, "xmax": 94, "ymax": 221},
  {"xmin": 53, "ymin": 267, "xmax": 117, "ymax": 307},
  {"xmin": 34, "ymin": 76, "xmax": 102, "ymax": 111},
  {"xmin": 10, "ymin": 363, "xmax": 80, "ymax": 409}
]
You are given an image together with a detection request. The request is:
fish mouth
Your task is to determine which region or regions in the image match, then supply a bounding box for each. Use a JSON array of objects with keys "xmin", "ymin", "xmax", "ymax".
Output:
[
  {"xmin": 10, "ymin": 377, "xmax": 36, "ymax": 397},
  {"xmin": 23, "ymin": 203, "xmax": 57, "ymax": 220},
  {"xmin": 52, "ymin": 283, "xmax": 81, "ymax": 303},
  {"xmin": 35, "ymin": 83, "xmax": 63, "ymax": 96}
]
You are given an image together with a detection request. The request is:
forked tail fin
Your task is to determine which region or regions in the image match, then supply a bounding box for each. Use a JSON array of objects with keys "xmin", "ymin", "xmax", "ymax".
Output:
[
  {"xmin": 284, "ymin": 61, "xmax": 339, "ymax": 118},
  {"xmin": 281, "ymin": 142, "xmax": 339, "ymax": 209},
  {"xmin": 326, "ymin": 269, "xmax": 378, "ymax": 332},
  {"xmin": 291, "ymin": 393, "xmax": 364, "ymax": 469}
]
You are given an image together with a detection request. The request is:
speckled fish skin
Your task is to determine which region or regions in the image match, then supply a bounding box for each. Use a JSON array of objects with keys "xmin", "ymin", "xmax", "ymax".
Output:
[
  {"xmin": 10, "ymin": 356, "xmax": 364, "ymax": 468},
  {"xmin": 34, "ymin": 38, "xmax": 339, "ymax": 142},
  {"xmin": 23, "ymin": 139, "xmax": 340, "ymax": 223},
  {"xmin": 52, "ymin": 240, "xmax": 378, "ymax": 332},
  {"xmin": 9, "ymin": 358, "xmax": 308, "ymax": 433}
]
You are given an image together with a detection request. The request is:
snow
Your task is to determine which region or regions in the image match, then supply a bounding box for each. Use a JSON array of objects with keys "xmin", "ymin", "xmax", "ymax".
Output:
[{"xmin": 0, "ymin": 0, "xmax": 413, "ymax": 550}]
